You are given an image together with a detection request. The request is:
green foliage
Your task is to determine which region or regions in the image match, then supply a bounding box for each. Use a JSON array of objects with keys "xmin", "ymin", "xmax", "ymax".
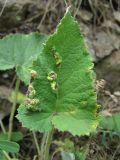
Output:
[
  {"xmin": 54, "ymin": 138, "xmax": 86, "ymax": 160},
  {"xmin": 0, "ymin": 132, "xmax": 23, "ymax": 142},
  {"xmin": 0, "ymin": 140, "xmax": 19, "ymax": 153},
  {"xmin": 75, "ymin": 148, "xmax": 86, "ymax": 160},
  {"xmin": 0, "ymin": 32, "xmax": 47, "ymax": 84},
  {"xmin": 53, "ymin": 138, "xmax": 74, "ymax": 152},
  {"xmin": 17, "ymin": 9, "xmax": 98, "ymax": 136},
  {"xmin": 0, "ymin": 151, "xmax": 6, "ymax": 160},
  {"xmin": 100, "ymin": 112, "xmax": 120, "ymax": 133},
  {"xmin": 8, "ymin": 90, "xmax": 25, "ymax": 104}
]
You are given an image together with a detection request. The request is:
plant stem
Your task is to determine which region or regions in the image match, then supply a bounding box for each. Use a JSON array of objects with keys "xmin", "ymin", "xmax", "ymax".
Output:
[
  {"xmin": 32, "ymin": 131, "xmax": 41, "ymax": 158},
  {"xmin": 33, "ymin": 155, "xmax": 37, "ymax": 160},
  {"xmin": 41, "ymin": 128, "xmax": 54, "ymax": 160},
  {"xmin": 64, "ymin": 0, "xmax": 68, "ymax": 7},
  {"xmin": 8, "ymin": 78, "xmax": 20, "ymax": 140},
  {"xmin": 2, "ymin": 151, "xmax": 12, "ymax": 160},
  {"xmin": 0, "ymin": 120, "xmax": 6, "ymax": 133}
]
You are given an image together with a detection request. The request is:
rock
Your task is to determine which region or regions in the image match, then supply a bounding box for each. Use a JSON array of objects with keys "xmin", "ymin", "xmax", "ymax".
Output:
[
  {"xmin": 80, "ymin": 23, "xmax": 98, "ymax": 62},
  {"xmin": 92, "ymin": 31, "xmax": 120, "ymax": 60},
  {"xmin": 102, "ymin": 20, "xmax": 120, "ymax": 34},
  {"xmin": 0, "ymin": 0, "xmax": 32, "ymax": 6},
  {"xmin": 114, "ymin": 91, "xmax": 120, "ymax": 97},
  {"xmin": 95, "ymin": 50, "xmax": 120, "ymax": 91},
  {"xmin": 80, "ymin": 20, "xmax": 120, "ymax": 62},
  {"xmin": 113, "ymin": 11, "xmax": 120, "ymax": 23},
  {"xmin": 86, "ymin": 36, "xmax": 97, "ymax": 62},
  {"xmin": 0, "ymin": 0, "xmax": 40, "ymax": 29},
  {"xmin": 0, "ymin": 2, "xmax": 22, "ymax": 29},
  {"xmin": 79, "ymin": 9, "xmax": 93, "ymax": 22},
  {"xmin": 84, "ymin": 30, "xmax": 120, "ymax": 62}
]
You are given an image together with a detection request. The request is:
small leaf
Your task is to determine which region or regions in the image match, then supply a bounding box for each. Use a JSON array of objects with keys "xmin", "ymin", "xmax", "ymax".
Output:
[
  {"xmin": 0, "ymin": 151, "xmax": 6, "ymax": 160},
  {"xmin": 75, "ymin": 148, "xmax": 86, "ymax": 160},
  {"xmin": 0, "ymin": 32, "xmax": 48, "ymax": 84},
  {"xmin": 16, "ymin": 65, "xmax": 31, "ymax": 85},
  {"xmin": 113, "ymin": 11, "xmax": 120, "ymax": 22},
  {"xmin": 100, "ymin": 112, "xmax": 120, "ymax": 132},
  {"xmin": 0, "ymin": 140, "xmax": 19, "ymax": 153},
  {"xmin": 17, "ymin": 9, "xmax": 98, "ymax": 135},
  {"xmin": 0, "ymin": 132, "xmax": 23, "ymax": 142},
  {"xmin": 8, "ymin": 90, "xmax": 25, "ymax": 104}
]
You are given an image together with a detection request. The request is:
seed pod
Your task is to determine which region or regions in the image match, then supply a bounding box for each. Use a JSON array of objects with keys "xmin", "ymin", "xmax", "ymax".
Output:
[
  {"xmin": 25, "ymin": 98, "xmax": 39, "ymax": 111},
  {"xmin": 30, "ymin": 99, "xmax": 39, "ymax": 105},
  {"xmin": 27, "ymin": 104, "xmax": 38, "ymax": 111},
  {"xmin": 25, "ymin": 98, "xmax": 32, "ymax": 105},
  {"xmin": 26, "ymin": 84, "xmax": 35, "ymax": 97},
  {"xmin": 80, "ymin": 101, "xmax": 87, "ymax": 106},
  {"xmin": 51, "ymin": 81, "xmax": 58, "ymax": 92},
  {"xmin": 54, "ymin": 52, "xmax": 62, "ymax": 66},
  {"xmin": 30, "ymin": 70, "xmax": 37, "ymax": 79},
  {"xmin": 28, "ymin": 84, "xmax": 34, "ymax": 92},
  {"xmin": 25, "ymin": 98, "xmax": 39, "ymax": 105},
  {"xmin": 29, "ymin": 90, "xmax": 36, "ymax": 97},
  {"xmin": 47, "ymin": 71, "xmax": 57, "ymax": 81}
]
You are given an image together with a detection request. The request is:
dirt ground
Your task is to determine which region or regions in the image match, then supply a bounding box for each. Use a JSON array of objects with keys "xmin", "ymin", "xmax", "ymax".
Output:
[{"xmin": 0, "ymin": 0, "xmax": 120, "ymax": 160}]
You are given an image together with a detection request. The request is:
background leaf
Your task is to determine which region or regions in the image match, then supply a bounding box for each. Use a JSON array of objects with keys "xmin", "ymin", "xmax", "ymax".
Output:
[
  {"xmin": 8, "ymin": 90, "xmax": 25, "ymax": 104},
  {"xmin": 0, "ymin": 140, "xmax": 19, "ymax": 153},
  {"xmin": 0, "ymin": 132, "xmax": 23, "ymax": 142},
  {"xmin": 100, "ymin": 112, "xmax": 120, "ymax": 133},
  {"xmin": 16, "ymin": 65, "xmax": 31, "ymax": 85},
  {"xmin": 0, "ymin": 32, "xmax": 48, "ymax": 84},
  {"xmin": 0, "ymin": 151, "xmax": 6, "ymax": 160},
  {"xmin": 17, "ymin": 10, "xmax": 98, "ymax": 135}
]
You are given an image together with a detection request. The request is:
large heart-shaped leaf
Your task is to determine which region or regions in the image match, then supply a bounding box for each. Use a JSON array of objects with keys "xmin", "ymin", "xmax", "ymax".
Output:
[
  {"xmin": 17, "ymin": 9, "xmax": 98, "ymax": 136},
  {"xmin": 0, "ymin": 32, "xmax": 48, "ymax": 84}
]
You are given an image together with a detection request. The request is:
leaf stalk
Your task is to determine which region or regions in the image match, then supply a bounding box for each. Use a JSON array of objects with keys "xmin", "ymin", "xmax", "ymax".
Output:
[
  {"xmin": 32, "ymin": 131, "xmax": 41, "ymax": 159},
  {"xmin": 8, "ymin": 78, "xmax": 20, "ymax": 140},
  {"xmin": 40, "ymin": 128, "xmax": 54, "ymax": 160}
]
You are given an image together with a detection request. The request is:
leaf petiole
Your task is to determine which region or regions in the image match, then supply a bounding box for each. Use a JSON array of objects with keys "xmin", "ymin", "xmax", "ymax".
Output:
[{"xmin": 8, "ymin": 78, "xmax": 20, "ymax": 140}]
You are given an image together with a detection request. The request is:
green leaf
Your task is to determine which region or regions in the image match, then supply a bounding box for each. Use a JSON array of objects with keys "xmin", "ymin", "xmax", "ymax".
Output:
[
  {"xmin": 75, "ymin": 147, "xmax": 86, "ymax": 160},
  {"xmin": 0, "ymin": 140, "xmax": 19, "ymax": 153},
  {"xmin": 0, "ymin": 132, "xmax": 23, "ymax": 142},
  {"xmin": 17, "ymin": 9, "xmax": 98, "ymax": 136},
  {"xmin": 0, "ymin": 151, "xmax": 6, "ymax": 160},
  {"xmin": 100, "ymin": 112, "xmax": 120, "ymax": 133},
  {"xmin": 52, "ymin": 111, "xmax": 97, "ymax": 135},
  {"xmin": 17, "ymin": 105, "xmax": 53, "ymax": 132},
  {"xmin": 0, "ymin": 32, "xmax": 48, "ymax": 84},
  {"xmin": 8, "ymin": 90, "xmax": 25, "ymax": 104},
  {"xmin": 16, "ymin": 65, "xmax": 31, "ymax": 85}
]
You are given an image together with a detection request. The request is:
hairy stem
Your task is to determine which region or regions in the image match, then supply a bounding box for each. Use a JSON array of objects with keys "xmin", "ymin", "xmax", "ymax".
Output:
[
  {"xmin": 8, "ymin": 78, "xmax": 20, "ymax": 140},
  {"xmin": 2, "ymin": 151, "xmax": 12, "ymax": 160},
  {"xmin": 0, "ymin": 120, "xmax": 6, "ymax": 133},
  {"xmin": 41, "ymin": 128, "xmax": 54, "ymax": 160},
  {"xmin": 32, "ymin": 131, "xmax": 41, "ymax": 159}
]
